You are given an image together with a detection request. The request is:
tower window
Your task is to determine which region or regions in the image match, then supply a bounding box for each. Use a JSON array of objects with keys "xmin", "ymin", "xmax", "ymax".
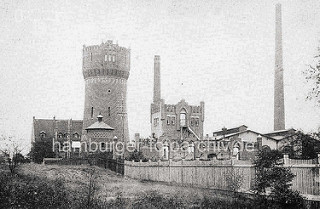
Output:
[
  {"xmin": 104, "ymin": 55, "xmax": 108, "ymax": 61},
  {"xmin": 108, "ymin": 55, "xmax": 112, "ymax": 62},
  {"xmin": 112, "ymin": 55, "xmax": 116, "ymax": 62},
  {"xmin": 166, "ymin": 116, "xmax": 170, "ymax": 125},
  {"xmin": 90, "ymin": 53, "xmax": 92, "ymax": 61},
  {"xmin": 91, "ymin": 107, "xmax": 93, "ymax": 118},
  {"xmin": 191, "ymin": 118, "xmax": 195, "ymax": 126},
  {"xmin": 108, "ymin": 107, "xmax": 111, "ymax": 116},
  {"xmin": 195, "ymin": 118, "xmax": 199, "ymax": 127},
  {"xmin": 154, "ymin": 118, "xmax": 159, "ymax": 127},
  {"xmin": 171, "ymin": 116, "xmax": 176, "ymax": 125}
]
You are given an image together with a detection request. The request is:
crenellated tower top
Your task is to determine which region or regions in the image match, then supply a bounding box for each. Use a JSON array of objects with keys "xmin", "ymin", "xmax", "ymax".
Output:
[{"xmin": 82, "ymin": 40, "xmax": 130, "ymax": 80}]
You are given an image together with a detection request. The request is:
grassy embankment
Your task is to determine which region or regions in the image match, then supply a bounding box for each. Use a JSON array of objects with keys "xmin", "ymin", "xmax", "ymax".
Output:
[{"xmin": 1, "ymin": 163, "xmax": 254, "ymax": 208}]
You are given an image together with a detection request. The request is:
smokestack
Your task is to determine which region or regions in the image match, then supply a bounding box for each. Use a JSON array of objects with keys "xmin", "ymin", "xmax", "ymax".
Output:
[
  {"xmin": 274, "ymin": 4, "xmax": 285, "ymax": 131},
  {"xmin": 153, "ymin": 55, "xmax": 161, "ymax": 102}
]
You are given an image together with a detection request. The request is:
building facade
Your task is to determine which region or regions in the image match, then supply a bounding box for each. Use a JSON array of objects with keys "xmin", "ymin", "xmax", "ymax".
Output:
[{"xmin": 150, "ymin": 56, "xmax": 205, "ymax": 141}]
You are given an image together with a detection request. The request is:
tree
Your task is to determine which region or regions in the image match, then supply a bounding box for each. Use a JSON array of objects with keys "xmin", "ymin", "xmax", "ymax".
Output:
[
  {"xmin": 280, "ymin": 131, "xmax": 320, "ymax": 159},
  {"xmin": 29, "ymin": 141, "xmax": 55, "ymax": 164},
  {"xmin": 254, "ymin": 149, "xmax": 305, "ymax": 208},
  {"xmin": 126, "ymin": 149, "xmax": 147, "ymax": 162},
  {"xmin": 0, "ymin": 135, "xmax": 27, "ymax": 174},
  {"xmin": 304, "ymin": 46, "xmax": 320, "ymax": 105}
]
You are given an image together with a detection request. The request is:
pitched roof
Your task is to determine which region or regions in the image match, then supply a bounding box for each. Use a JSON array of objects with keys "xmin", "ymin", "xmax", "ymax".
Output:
[
  {"xmin": 85, "ymin": 120, "xmax": 114, "ymax": 131},
  {"xmin": 32, "ymin": 117, "xmax": 83, "ymax": 141},
  {"xmin": 264, "ymin": 128, "xmax": 296, "ymax": 135},
  {"xmin": 264, "ymin": 128, "xmax": 297, "ymax": 140},
  {"xmin": 212, "ymin": 125, "xmax": 248, "ymax": 136},
  {"xmin": 208, "ymin": 129, "xmax": 277, "ymax": 141}
]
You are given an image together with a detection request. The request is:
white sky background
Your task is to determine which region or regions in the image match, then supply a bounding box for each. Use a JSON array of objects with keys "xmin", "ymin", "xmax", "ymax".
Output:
[{"xmin": 0, "ymin": 0, "xmax": 320, "ymax": 152}]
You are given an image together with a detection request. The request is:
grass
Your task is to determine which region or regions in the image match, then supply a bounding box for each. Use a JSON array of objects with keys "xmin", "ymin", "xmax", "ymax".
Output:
[
  {"xmin": 18, "ymin": 163, "xmax": 227, "ymax": 201},
  {"xmin": 1, "ymin": 163, "xmax": 259, "ymax": 208}
]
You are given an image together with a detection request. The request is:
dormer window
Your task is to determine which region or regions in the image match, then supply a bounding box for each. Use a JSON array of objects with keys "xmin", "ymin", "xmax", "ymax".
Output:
[
  {"xmin": 40, "ymin": 131, "xmax": 46, "ymax": 139},
  {"xmin": 58, "ymin": 133, "xmax": 63, "ymax": 138},
  {"xmin": 73, "ymin": 133, "xmax": 79, "ymax": 139}
]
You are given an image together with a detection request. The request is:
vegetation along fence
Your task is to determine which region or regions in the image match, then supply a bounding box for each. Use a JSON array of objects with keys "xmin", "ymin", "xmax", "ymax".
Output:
[
  {"xmin": 124, "ymin": 157, "xmax": 320, "ymax": 197},
  {"xmin": 124, "ymin": 159, "xmax": 255, "ymax": 192},
  {"xmin": 43, "ymin": 155, "xmax": 320, "ymax": 198}
]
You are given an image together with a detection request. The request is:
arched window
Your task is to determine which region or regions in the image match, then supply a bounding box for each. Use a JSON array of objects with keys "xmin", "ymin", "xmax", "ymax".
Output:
[
  {"xmin": 101, "ymin": 142, "xmax": 106, "ymax": 150},
  {"xmin": 191, "ymin": 118, "xmax": 195, "ymax": 126},
  {"xmin": 195, "ymin": 118, "xmax": 199, "ymax": 127},
  {"xmin": 171, "ymin": 116, "xmax": 175, "ymax": 125},
  {"xmin": 73, "ymin": 133, "xmax": 79, "ymax": 139},
  {"xmin": 58, "ymin": 133, "xmax": 63, "ymax": 138},
  {"xmin": 188, "ymin": 141, "xmax": 195, "ymax": 153},
  {"xmin": 180, "ymin": 109, "xmax": 187, "ymax": 127}
]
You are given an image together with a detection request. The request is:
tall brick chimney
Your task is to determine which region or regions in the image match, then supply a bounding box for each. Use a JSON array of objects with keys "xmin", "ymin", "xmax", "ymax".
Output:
[
  {"xmin": 274, "ymin": 4, "xmax": 285, "ymax": 131},
  {"xmin": 153, "ymin": 55, "xmax": 161, "ymax": 102}
]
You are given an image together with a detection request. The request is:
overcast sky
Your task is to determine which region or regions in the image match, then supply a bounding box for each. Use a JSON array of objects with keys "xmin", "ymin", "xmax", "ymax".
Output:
[{"xmin": 0, "ymin": 0, "xmax": 320, "ymax": 152}]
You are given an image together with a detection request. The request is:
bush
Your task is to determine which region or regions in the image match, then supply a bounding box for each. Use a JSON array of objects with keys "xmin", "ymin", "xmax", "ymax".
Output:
[
  {"xmin": 0, "ymin": 171, "xmax": 69, "ymax": 208},
  {"xmin": 126, "ymin": 150, "xmax": 147, "ymax": 162},
  {"xmin": 254, "ymin": 149, "xmax": 306, "ymax": 208}
]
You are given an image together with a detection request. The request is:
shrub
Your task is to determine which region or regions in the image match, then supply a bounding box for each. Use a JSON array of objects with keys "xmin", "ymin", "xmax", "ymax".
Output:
[
  {"xmin": 254, "ymin": 149, "xmax": 306, "ymax": 208},
  {"xmin": 0, "ymin": 171, "xmax": 69, "ymax": 208},
  {"xmin": 127, "ymin": 150, "xmax": 147, "ymax": 162}
]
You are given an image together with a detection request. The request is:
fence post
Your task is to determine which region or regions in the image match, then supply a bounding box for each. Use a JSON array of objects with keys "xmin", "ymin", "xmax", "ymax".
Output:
[{"xmin": 283, "ymin": 154, "xmax": 289, "ymax": 165}]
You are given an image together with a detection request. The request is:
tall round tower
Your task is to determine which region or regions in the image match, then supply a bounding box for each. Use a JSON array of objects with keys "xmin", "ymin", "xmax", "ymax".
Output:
[{"xmin": 82, "ymin": 40, "xmax": 130, "ymax": 142}]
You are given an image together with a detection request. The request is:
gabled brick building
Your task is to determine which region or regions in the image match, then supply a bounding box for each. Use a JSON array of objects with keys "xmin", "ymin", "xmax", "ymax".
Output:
[{"xmin": 31, "ymin": 117, "xmax": 83, "ymax": 158}]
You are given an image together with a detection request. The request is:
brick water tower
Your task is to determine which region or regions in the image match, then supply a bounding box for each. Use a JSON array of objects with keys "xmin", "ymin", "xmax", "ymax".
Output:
[{"xmin": 82, "ymin": 40, "xmax": 130, "ymax": 143}]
